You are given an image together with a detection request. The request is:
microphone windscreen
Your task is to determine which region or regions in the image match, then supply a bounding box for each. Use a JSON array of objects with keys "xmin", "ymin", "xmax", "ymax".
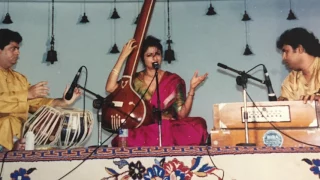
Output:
[
  {"xmin": 217, "ymin": 63, "xmax": 228, "ymax": 69},
  {"xmin": 152, "ymin": 62, "xmax": 159, "ymax": 69}
]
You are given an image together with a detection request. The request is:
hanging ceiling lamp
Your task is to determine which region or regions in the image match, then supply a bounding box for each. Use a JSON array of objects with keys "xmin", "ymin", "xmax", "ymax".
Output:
[
  {"xmin": 110, "ymin": 0, "xmax": 120, "ymax": 19},
  {"xmin": 243, "ymin": 22, "xmax": 253, "ymax": 56},
  {"xmin": 206, "ymin": 0, "xmax": 217, "ymax": 16},
  {"xmin": 111, "ymin": 8, "xmax": 120, "ymax": 19},
  {"xmin": 80, "ymin": 13, "xmax": 89, "ymax": 23},
  {"xmin": 164, "ymin": 0, "xmax": 175, "ymax": 63},
  {"xmin": 287, "ymin": 0, "xmax": 297, "ymax": 20},
  {"xmin": 46, "ymin": 0, "xmax": 58, "ymax": 64},
  {"xmin": 164, "ymin": 40, "xmax": 175, "ymax": 63},
  {"xmin": 3, "ymin": 0, "xmax": 13, "ymax": 24},
  {"xmin": 110, "ymin": 0, "xmax": 120, "ymax": 54},
  {"xmin": 134, "ymin": 0, "xmax": 140, "ymax": 24},
  {"xmin": 110, "ymin": 44, "xmax": 120, "ymax": 54},
  {"xmin": 3, "ymin": 13, "xmax": 13, "ymax": 24},
  {"xmin": 134, "ymin": 14, "xmax": 140, "ymax": 25},
  {"xmin": 241, "ymin": 0, "xmax": 251, "ymax": 21},
  {"xmin": 80, "ymin": 0, "xmax": 89, "ymax": 23},
  {"xmin": 243, "ymin": 44, "xmax": 253, "ymax": 55}
]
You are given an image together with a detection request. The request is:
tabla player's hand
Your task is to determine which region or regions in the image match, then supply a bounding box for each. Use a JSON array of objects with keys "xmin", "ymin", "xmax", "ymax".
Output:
[
  {"xmin": 62, "ymin": 85, "xmax": 82, "ymax": 105},
  {"xmin": 13, "ymin": 138, "xmax": 25, "ymax": 151},
  {"xmin": 28, "ymin": 81, "xmax": 50, "ymax": 100}
]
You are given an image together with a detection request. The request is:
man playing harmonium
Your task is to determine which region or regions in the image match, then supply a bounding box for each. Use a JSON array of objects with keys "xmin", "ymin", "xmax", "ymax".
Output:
[
  {"xmin": 0, "ymin": 29, "xmax": 81, "ymax": 151},
  {"xmin": 277, "ymin": 27, "xmax": 320, "ymax": 103}
]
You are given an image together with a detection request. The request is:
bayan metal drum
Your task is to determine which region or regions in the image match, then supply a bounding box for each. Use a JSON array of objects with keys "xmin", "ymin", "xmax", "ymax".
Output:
[{"xmin": 57, "ymin": 107, "xmax": 94, "ymax": 148}]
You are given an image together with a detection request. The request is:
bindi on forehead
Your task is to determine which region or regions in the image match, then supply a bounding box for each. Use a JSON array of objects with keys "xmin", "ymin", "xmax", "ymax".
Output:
[{"xmin": 146, "ymin": 47, "xmax": 160, "ymax": 53}]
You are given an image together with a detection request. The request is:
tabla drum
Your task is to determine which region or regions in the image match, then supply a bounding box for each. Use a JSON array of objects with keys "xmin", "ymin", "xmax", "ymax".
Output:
[
  {"xmin": 23, "ymin": 105, "xmax": 94, "ymax": 149},
  {"xmin": 56, "ymin": 107, "xmax": 94, "ymax": 149},
  {"xmin": 23, "ymin": 105, "xmax": 64, "ymax": 148}
]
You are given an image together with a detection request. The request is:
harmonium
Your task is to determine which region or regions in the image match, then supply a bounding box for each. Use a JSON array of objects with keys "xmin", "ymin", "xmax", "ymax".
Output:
[{"xmin": 211, "ymin": 101, "xmax": 320, "ymax": 147}]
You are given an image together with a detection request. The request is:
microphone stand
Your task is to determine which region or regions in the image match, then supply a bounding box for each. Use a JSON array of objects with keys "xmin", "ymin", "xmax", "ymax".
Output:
[
  {"xmin": 153, "ymin": 70, "xmax": 162, "ymax": 147},
  {"xmin": 235, "ymin": 73, "xmax": 256, "ymax": 146},
  {"xmin": 218, "ymin": 64, "xmax": 263, "ymax": 146},
  {"xmin": 76, "ymin": 84, "xmax": 113, "ymax": 146}
]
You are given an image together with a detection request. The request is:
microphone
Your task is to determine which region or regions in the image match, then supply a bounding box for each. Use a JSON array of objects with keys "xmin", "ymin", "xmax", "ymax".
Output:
[
  {"xmin": 152, "ymin": 62, "xmax": 159, "ymax": 70},
  {"xmin": 263, "ymin": 65, "xmax": 277, "ymax": 101},
  {"xmin": 217, "ymin": 63, "xmax": 228, "ymax": 69},
  {"xmin": 65, "ymin": 67, "xmax": 82, "ymax": 100}
]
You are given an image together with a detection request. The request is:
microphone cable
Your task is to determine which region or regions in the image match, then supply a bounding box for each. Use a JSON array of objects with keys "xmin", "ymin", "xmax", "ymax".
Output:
[
  {"xmin": 64, "ymin": 66, "xmax": 87, "ymax": 149},
  {"xmin": 237, "ymin": 64, "xmax": 320, "ymax": 148},
  {"xmin": 245, "ymin": 64, "xmax": 264, "ymax": 74},
  {"xmin": 57, "ymin": 72, "xmax": 156, "ymax": 180},
  {"xmin": 204, "ymin": 138, "xmax": 225, "ymax": 180},
  {"xmin": 0, "ymin": 150, "xmax": 13, "ymax": 179},
  {"xmin": 203, "ymin": 64, "xmax": 265, "ymax": 180}
]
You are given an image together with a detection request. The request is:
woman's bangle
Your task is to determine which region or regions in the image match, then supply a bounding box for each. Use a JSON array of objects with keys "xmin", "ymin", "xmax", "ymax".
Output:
[
  {"xmin": 188, "ymin": 92, "xmax": 195, "ymax": 97},
  {"xmin": 111, "ymin": 68, "xmax": 119, "ymax": 75}
]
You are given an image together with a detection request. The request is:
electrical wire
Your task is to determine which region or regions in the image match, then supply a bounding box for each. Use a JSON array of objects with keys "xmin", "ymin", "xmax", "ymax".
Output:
[
  {"xmin": 58, "ymin": 73, "xmax": 156, "ymax": 179},
  {"xmin": 0, "ymin": 150, "xmax": 13, "ymax": 179},
  {"xmin": 246, "ymin": 92, "xmax": 320, "ymax": 148},
  {"xmin": 205, "ymin": 145, "xmax": 225, "ymax": 180}
]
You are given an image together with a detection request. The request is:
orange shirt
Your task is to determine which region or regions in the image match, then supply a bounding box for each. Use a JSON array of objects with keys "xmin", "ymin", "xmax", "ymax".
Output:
[
  {"xmin": 0, "ymin": 68, "xmax": 53, "ymax": 150},
  {"xmin": 280, "ymin": 57, "xmax": 320, "ymax": 101}
]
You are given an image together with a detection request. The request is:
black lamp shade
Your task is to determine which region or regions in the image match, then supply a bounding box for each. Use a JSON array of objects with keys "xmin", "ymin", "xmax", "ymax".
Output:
[
  {"xmin": 243, "ymin": 44, "xmax": 253, "ymax": 55},
  {"xmin": 206, "ymin": 3, "xmax": 217, "ymax": 16},
  {"xmin": 110, "ymin": 8, "xmax": 120, "ymax": 19},
  {"xmin": 110, "ymin": 44, "xmax": 120, "ymax": 54},
  {"xmin": 134, "ymin": 14, "xmax": 140, "ymax": 24},
  {"xmin": 3, "ymin": 13, "xmax": 13, "ymax": 24},
  {"xmin": 46, "ymin": 49, "xmax": 58, "ymax": 64},
  {"xmin": 287, "ymin": 9, "xmax": 297, "ymax": 20},
  {"xmin": 164, "ymin": 44, "xmax": 175, "ymax": 63},
  {"xmin": 242, "ymin": 11, "xmax": 251, "ymax": 21},
  {"xmin": 80, "ymin": 13, "xmax": 90, "ymax": 23}
]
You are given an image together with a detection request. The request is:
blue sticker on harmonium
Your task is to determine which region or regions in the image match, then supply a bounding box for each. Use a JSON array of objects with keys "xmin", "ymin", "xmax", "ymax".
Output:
[{"xmin": 263, "ymin": 130, "xmax": 283, "ymax": 147}]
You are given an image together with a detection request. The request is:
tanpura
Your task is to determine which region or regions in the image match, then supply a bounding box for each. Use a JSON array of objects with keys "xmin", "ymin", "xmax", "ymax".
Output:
[{"xmin": 102, "ymin": 0, "xmax": 156, "ymax": 133}]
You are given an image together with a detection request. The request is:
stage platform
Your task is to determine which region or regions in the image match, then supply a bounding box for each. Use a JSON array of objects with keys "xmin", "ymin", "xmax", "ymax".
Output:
[{"xmin": 1, "ymin": 146, "xmax": 320, "ymax": 180}]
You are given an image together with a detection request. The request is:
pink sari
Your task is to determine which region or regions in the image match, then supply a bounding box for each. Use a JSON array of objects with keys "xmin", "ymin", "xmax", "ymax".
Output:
[{"xmin": 111, "ymin": 72, "xmax": 208, "ymax": 147}]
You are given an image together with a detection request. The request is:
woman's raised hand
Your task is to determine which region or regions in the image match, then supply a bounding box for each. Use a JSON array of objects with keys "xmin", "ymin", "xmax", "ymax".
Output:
[
  {"xmin": 119, "ymin": 39, "xmax": 137, "ymax": 60},
  {"xmin": 190, "ymin": 71, "xmax": 208, "ymax": 90}
]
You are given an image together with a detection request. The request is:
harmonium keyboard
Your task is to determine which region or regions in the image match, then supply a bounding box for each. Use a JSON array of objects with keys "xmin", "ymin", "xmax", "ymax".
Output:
[{"xmin": 211, "ymin": 101, "xmax": 320, "ymax": 147}]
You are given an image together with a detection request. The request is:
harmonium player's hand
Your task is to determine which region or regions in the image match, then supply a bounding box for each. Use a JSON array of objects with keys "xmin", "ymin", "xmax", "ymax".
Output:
[
  {"xmin": 300, "ymin": 93, "xmax": 320, "ymax": 104},
  {"xmin": 277, "ymin": 96, "xmax": 288, "ymax": 101}
]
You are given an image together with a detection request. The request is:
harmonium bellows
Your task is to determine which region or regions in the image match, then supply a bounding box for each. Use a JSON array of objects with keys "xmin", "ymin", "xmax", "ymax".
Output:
[{"xmin": 211, "ymin": 101, "xmax": 320, "ymax": 147}]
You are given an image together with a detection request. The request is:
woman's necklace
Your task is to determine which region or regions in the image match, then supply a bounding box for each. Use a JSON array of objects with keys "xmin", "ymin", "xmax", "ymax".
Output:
[{"xmin": 144, "ymin": 71, "xmax": 155, "ymax": 78}]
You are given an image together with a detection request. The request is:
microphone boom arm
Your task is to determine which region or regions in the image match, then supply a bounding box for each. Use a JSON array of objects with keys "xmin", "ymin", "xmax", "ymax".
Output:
[
  {"xmin": 76, "ymin": 84, "xmax": 114, "ymax": 108},
  {"xmin": 77, "ymin": 84, "xmax": 104, "ymax": 100},
  {"xmin": 217, "ymin": 63, "xmax": 264, "ymax": 84}
]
